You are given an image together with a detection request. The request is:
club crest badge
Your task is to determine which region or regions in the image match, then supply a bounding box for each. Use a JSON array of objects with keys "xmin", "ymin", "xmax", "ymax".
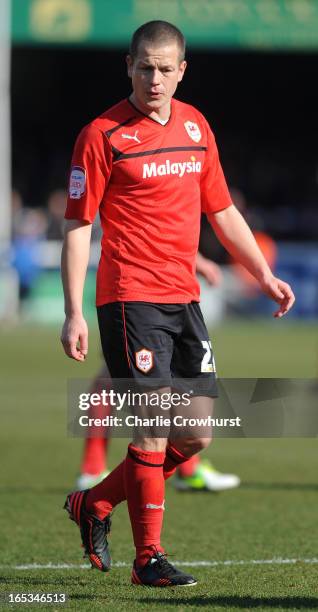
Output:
[
  {"xmin": 135, "ymin": 348, "xmax": 154, "ymax": 373},
  {"xmin": 69, "ymin": 166, "xmax": 86, "ymax": 199},
  {"xmin": 184, "ymin": 121, "xmax": 202, "ymax": 143}
]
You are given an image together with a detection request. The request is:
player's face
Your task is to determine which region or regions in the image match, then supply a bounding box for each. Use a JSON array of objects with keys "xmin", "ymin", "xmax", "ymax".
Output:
[{"xmin": 127, "ymin": 41, "xmax": 187, "ymax": 115}]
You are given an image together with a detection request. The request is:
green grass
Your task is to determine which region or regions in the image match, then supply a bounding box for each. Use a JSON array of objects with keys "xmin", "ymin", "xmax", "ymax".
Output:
[{"xmin": 0, "ymin": 321, "xmax": 317, "ymax": 610}]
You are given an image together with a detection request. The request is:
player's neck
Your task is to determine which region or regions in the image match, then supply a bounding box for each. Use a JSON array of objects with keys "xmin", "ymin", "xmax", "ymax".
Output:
[{"xmin": 129, "ymin": 93, "xmax": 171, "ymax": 124}]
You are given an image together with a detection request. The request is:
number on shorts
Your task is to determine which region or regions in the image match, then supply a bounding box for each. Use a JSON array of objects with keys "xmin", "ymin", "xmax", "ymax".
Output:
[{"xmin": 201, "ymin": 340, "xmax": 216, "ymax": 373}]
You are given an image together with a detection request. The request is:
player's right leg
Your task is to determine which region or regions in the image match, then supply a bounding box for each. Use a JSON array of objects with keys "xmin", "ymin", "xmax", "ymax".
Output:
[{"xmin": 127, "ymin": 436, "xmax": 197, "ymax": 587}]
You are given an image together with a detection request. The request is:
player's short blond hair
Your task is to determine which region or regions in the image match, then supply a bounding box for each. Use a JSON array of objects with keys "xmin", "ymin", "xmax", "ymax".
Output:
[{"xmin": 129, "ymin": 20, "xmax": 186, "ymax": 62}]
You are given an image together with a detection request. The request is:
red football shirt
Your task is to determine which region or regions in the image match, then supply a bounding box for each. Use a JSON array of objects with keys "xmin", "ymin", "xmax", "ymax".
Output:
[{"xmin": 65, "ymin": 98, "xmax": 232, "ymax": 305}]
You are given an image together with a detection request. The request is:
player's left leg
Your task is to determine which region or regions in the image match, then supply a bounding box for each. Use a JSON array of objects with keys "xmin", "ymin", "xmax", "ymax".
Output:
[
  {"xmin": 166, "ymin": 428, "xmax": 240, "ymax": 492},
  {"xmin": 168, "ymin": 302, "xmax": 240, "ymax": 491},
  {"xmin": 163, "ymin": 302, "xmax": 217, "ymax": 481}
]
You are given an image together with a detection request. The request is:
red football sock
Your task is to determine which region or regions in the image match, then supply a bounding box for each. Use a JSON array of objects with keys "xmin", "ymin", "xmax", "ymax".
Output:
[
  {"xmin": 85, "ymin": 442, "xmax": 191, "ymax": 520},
  {"xmin": 81, "ymin": 437, "xmax": 108, "ymax": 475},
  {"xmin": 125, "ymin": 444, "xmax": 165, "ymax": 568},
  {"xmin": 178, "ymin": 454, "xmax": 200, "ymax": 478},
  {"xmin": 86, "ymin": 460, "xmax": 126, "ymax": 519},
  {"xmin": 163, "ymin": 442, "xmax": 190, "ymax": 480}
]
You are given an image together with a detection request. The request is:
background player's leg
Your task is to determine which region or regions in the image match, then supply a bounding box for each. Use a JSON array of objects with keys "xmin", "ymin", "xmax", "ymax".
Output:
[
  {"xmin": 76, "ymin": 367, "xmax": 112, "ymax": 490},
  {"xmin": 178, "ymin": 454, "xmax": 199, "ymax": 477},
  {"xmin": 80, "ymin": 437, "xmax": 108, "ymax": 479}
]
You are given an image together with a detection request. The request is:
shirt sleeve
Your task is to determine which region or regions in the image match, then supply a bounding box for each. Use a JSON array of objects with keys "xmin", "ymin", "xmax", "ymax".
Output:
[
  {"xmin": 65, "ymin": 123, "xmax": 112, "ymax": 223},
  {"xmin": 200, "ymin": 119, "xmax": 232, "ymax": 215}
]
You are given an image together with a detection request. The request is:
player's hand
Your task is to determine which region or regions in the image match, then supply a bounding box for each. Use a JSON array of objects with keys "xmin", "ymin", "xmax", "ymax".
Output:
[
  {"xmin": 260, "ymin": 275, "xmax": 295, "ymax": 318},
  {"xmin": 60, "ymin": 315, "xmax": 88, "ymax": 361}
]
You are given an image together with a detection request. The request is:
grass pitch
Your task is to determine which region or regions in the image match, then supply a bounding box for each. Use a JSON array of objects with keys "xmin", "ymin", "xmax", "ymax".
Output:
[{"xmin": 0, "ymin": 320, "xmax": 317, "ymax": 610}]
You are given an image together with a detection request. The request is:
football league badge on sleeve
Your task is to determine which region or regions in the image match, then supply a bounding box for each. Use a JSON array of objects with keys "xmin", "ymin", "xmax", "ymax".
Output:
[
  {"xmin": 69, "ymin": 166, "xmax": 86, "ymax": 199},
  {"xmin": 184, "ymin": 121, "xmax": 202, "ymax": 143},
  {"xmin": 135, "ymin": 348, "xmax": 154, "ymax": 373}
]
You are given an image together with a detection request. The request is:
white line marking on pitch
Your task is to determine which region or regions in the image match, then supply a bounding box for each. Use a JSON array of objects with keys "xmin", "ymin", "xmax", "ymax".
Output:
[{"xmin": 1, "ymin": 558, "xmax": 318, "ymax": 570}]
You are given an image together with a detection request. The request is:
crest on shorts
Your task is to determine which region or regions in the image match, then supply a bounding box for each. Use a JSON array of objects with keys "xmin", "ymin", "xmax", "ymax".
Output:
[
  {"xmin": 135, "ymin": 348, "xmax": 154, "ymax": 373},
  {"xmin": 184, "ymin": 121, "xmax": 201, "ymax": 143},
  {"xmin": 69, "ymin": 166, "xmax": 86, "ymax": 199}
]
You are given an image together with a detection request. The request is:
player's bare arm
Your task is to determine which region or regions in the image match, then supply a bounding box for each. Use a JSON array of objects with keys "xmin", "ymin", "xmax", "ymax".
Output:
[
  {"xmin": 208, "ymin": 204, "xmax": 295, "ymax": 318},
  {"xmin": 61, "ymin": 219, "xmax": 91, "ymax": 361}
]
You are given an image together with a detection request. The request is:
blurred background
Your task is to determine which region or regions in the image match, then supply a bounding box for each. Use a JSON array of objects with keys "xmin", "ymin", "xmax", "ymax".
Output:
[{"xmin": 1, "ymin": 0, "xmax": 317, "ymax": 326}]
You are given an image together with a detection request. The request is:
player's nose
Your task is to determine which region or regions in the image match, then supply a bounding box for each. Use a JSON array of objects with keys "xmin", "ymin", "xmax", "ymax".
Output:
[{"xmin": 149, "ymin": 68, "xmax": 161, "ymax": 85}]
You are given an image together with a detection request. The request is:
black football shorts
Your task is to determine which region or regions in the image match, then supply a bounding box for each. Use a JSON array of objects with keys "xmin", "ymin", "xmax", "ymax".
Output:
[{"xmin": 97, "ymin": 301, "xmax": 217, "ymax": 397}]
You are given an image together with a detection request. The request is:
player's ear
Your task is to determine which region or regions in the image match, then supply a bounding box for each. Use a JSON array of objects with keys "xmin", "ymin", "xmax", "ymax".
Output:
[
  {"xmin": 126, "ymin": 55, "xmax": 133, "ymax": 78},
  {"xmin": 178, "ymin": 60, "xmax": 187, "ymax": 83}
]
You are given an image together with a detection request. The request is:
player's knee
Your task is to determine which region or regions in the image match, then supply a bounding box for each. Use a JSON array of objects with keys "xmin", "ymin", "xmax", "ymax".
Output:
[
  {"xmin": 177, "ymin": 436, "xmax": 212, "ymax": 456},
  {"xmin": 133, "ymin": 436, "xmax": 167, "ymax": 452},
  {"xmin": 194, "ymin": 437, "xmax": 212, "ymax": 451}
]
